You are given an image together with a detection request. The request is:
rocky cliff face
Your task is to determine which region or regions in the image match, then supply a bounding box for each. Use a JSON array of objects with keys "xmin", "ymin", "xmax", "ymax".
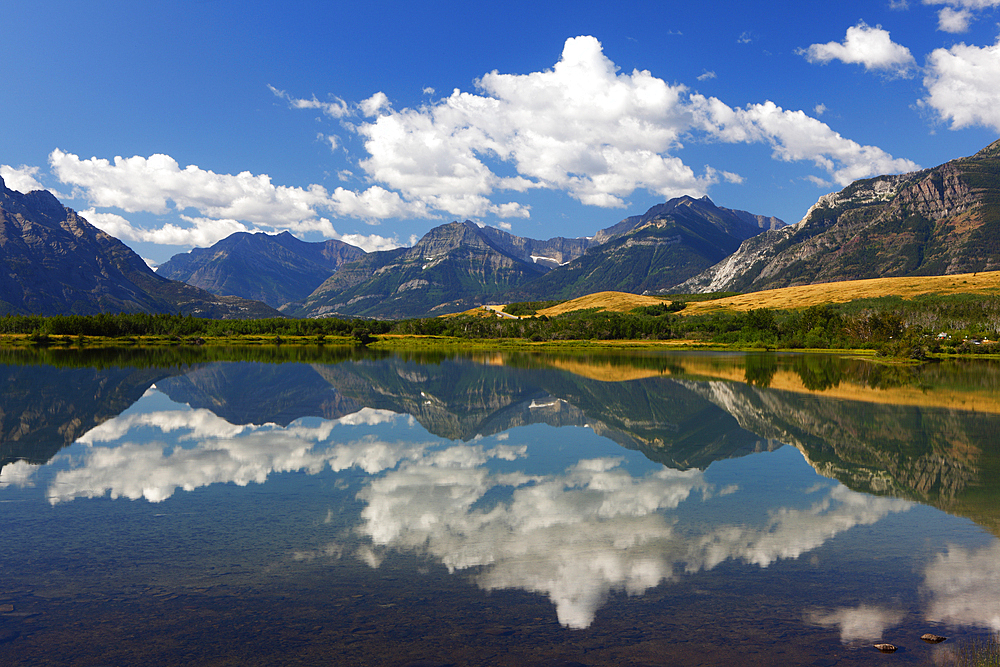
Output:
[
  {"xmin": 675, "ymin": 140, "xmax": 1000, "ymax": 293},
  {"xmin": 157, "ymin": 231, "xmax": 365, "ymax": 308},
  {"xmin": 0, "ymin": 177, "xmax": 280, "ymax": 317}
]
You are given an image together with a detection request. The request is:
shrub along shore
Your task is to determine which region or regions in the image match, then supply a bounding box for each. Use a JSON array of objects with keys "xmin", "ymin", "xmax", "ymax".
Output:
[{"xmin": 2, "ymin": 290, "xmax": 999, "ymax": 359}]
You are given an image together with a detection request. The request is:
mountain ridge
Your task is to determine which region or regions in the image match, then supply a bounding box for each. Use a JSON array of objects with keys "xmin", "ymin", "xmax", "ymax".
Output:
[
  {"xmin": 157, "ymin": 230, "xmax": 365, "ymax": 308},
  {"xmin": 507, "ymin": 195, "xmax": 784, "ymax": 301},
  {"xmin": 0, "ymin": 177, "xmax": 280, "ymax": 318},
  {"xmin": 284, "ymin": 221, "xmax": 562, "ymax": 318},
  {"xmin": 283, "ymin": 196, "xmax": 784, "ymax": 318}
]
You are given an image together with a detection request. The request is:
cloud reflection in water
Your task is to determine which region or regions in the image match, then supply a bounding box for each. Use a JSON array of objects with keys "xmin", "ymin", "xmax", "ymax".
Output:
[
  {"xmin": 48, "ymin": 406, "xmax": 420, "ymax": 504},
  {"xmin": 356, "ymin": 446, "xmax": 913, "ymax": 629},
  {"xmin": 38, "ymin": 394, "xmax": 916, "ymax": 630},
  {"xmin": 924, "ymin": 542, "xmax": 1000, "ymax": 632}
]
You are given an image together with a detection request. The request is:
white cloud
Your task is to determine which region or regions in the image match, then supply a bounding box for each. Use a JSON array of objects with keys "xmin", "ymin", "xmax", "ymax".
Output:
[
  {"xmin": 1, "ymin": 164, "xmax": 48, "ymax": 194},
  {"xmin": 49, "ymin": 149, "xmax": 423, "ymax": 250},
  {"xmin": 697, "ymin": 70, "xmax": 717, "ymax": 81},
  {"xmin": 937, "ymin": 6, "xmax": 974, "ymax": 31},
  {"xmin": 691, "ymin": 97, "xmax": 920, "ymax": 186},
  {"xmin": 274, "ymin": 36, "xmax": 914, "ymax": 217},
  {"xmin": 800, "ymin": 22, "xmax": 916, "ymax": 77},
  {"xmin": 360, "ymin": 91, "xmax": 391, "ymax": 117},
  {"xmin": 82, "ymin": 209, "xmax": 257, "ymax": 247},
  {"xmin": 79, "ymin": 207, "xmax": 400, "ymax": 252},
  {"xmin": 805, "ymin": 175, "xmax": 832, "ymax": 188},
  {"xmin": 924, "ymin": 1, "xmax": 1000, "ymax": 33},
  {"xmin": 922, "ymin": 37, "xmax": 1000, "ymax": 132},
  {"xmin": 334, "ymin": 231, "xmax": 409, "ymax": 252},
  {"xmin": 268, "ymin": 84, "xmax": 349, "ymax": 118},
  {"xmin": 814, "ymin": 103, "xmax": 827, "ymax": 116},
  {"xmin": 355, "ymin": 36, "xmax": 710, "ymax": 212},
  {"xmin": 320, "ymin": 133, "xmax": 339, "ymax": 151}
]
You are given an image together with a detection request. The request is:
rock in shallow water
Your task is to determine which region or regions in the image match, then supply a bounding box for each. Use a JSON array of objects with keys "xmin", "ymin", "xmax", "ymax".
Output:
[
  {"xmin": 921, "ymin": 633, "xmax": 947, "ymax": 643},
  {"xmin": 874, "ymin": 643, "xmax": 897, "ymax": 653}
]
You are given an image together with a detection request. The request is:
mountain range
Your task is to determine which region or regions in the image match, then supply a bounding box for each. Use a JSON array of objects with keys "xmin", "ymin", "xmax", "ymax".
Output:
[
  {"xmin": 6, "ymin": 353, "xmax": 999, "ymax": 533},
  {"xmin": 0, "ymin": 176, "xmax": 280, "ymax": 318},
  {"xmin": 6, "ymin": 138, "xmax": 1000, "ymax": 319},
  {"xmin": 279, "ymin": 195, "xmax": 784, "ymax": 318},
  {"xmin": 282, "ymin": 221, "xmax": 556, "ymax": 318}
]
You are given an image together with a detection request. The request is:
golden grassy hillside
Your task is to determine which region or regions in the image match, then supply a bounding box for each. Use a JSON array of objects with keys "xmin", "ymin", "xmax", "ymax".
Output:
[
  {"xmin": 535, "ymin": 271, "xmax": 1000, "ymax": 317},
  {"xmin": 683, "ymin": 271, "xmax": 1000, "ymax": 314},
  {"xmin": 537, "ymin": 291, "xmax": 667, "ymax": 316}
]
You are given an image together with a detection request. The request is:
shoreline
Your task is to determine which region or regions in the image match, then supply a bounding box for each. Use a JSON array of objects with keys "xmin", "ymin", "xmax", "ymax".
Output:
[{"xmin": 3, "ymin": 331, "xmax": 998, "ymax": 361}]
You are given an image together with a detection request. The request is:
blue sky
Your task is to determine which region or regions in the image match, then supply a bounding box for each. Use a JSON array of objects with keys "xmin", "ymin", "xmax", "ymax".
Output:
[{"xmin": 2, "ymin": 0, "xmax": 1000, "ymax": 265}]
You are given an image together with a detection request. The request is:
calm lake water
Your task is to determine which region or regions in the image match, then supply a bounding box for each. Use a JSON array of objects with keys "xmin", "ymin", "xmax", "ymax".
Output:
[{"xmin": 2, "ymin": 348, "xmax": 999, "ymax": 666}]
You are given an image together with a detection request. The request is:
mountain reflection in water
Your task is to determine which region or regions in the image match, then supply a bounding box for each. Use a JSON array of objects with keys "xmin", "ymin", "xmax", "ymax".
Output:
[{"xmin": 1, "ymin": 349, "xmax": 999, "ymax": 666}]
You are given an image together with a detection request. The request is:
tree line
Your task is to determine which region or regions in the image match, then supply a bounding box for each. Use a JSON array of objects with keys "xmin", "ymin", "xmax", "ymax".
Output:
[{"xmin": 2, "ymin": 293, "xmax": 998, "ymax": 357}]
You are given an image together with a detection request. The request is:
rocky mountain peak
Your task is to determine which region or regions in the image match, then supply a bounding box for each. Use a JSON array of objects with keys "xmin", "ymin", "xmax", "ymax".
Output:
[
  {"xmin": 0, "ymin": 184, "xmax": 279, "ymax": 317},
  {"xmin": 973, "ymin": 137, "xmax": 1000, "ymax": 159},
  {"xmin": 675, "ymin": 138, "xmax": 1000, "ymax": 294}
]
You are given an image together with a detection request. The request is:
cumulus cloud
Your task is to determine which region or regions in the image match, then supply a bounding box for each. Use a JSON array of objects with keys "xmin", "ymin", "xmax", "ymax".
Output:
[
  {"xmin": 924, "ymin": 0, "xmax": 1000, "ymax": 32},
  {"xmin": 938, "ymin": 6, "xmax": 974, "ymax": 31},
  {"xmin": 354, "ymin": 36, "xmax": 708, "ymax": 211},
  {"xmin": 49, "ymin": 149, "xmax": 421, "ymax": 250},
  {"xmin": 78, "ymin": 206, "xmax": 401, "ymax": 252},
  {"xmin": 690, "ymin": 97, "xmax": 920, "ymax": 185},
  {"xmin": 921, "ymin": 37, "xmax": 1000, "ymax": 132},
  {"xmin": 800, "ymin": 22, "xmax": 917, "ymax": 77},
  {"xmin": 82, "ymin": 209, "xmax": 256, "ymax": 247},
  {"xmin": 51, "ymin": 149, "xmax": 414, "ymax": 224},
  {"xmin": 0, "ymin": 164, "xmax": 48, "ymax": 194},
  {"xmin": 318, "ymin": 36, "xmax": 915, "ymax": 214}
]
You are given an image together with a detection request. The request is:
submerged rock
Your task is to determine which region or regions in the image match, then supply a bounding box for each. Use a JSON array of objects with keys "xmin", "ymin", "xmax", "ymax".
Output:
[{"xmin": 921, "ymin": 634, "xmax": 947, "ymax": 643}]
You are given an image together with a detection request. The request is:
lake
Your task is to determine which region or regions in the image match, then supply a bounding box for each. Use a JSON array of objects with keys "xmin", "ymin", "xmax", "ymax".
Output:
[{"xmin": 2, "ymin": 348, "xmax": 999, "ymax": 666}]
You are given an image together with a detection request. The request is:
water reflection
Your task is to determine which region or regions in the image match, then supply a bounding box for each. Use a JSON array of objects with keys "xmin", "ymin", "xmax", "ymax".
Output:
[
  {"xmin": 924, "ymin": 542, "xmax": 1000, "ymax": 632},
  {"xmin": 353, "ymin": 445, "xmax": 911, "ymax": 629},
  {"xmin": 50, "ymin": 406, "xmax": 417, "ymax": 503},
  {"xmin": 2, "ymin": 349, "xmax": 1000, "ymax": 663}
]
